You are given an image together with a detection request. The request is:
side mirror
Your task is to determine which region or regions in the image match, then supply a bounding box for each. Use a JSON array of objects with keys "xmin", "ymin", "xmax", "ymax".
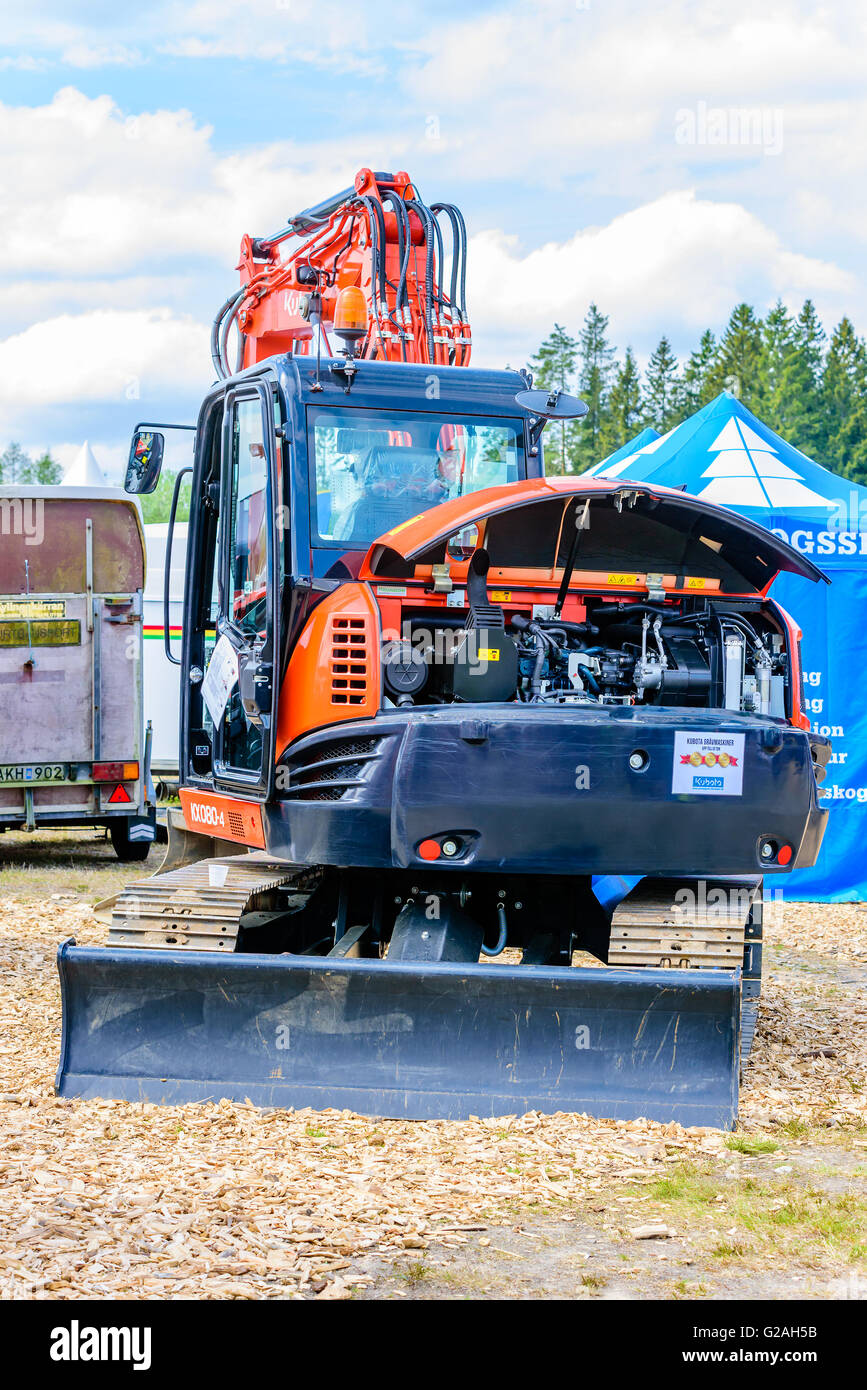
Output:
[
  {"xmin": 515, "ymin": 389, "xmax": 589, "ymax": 422},
  {"xmin": 125, "ymin": 430, "xmax": 165, "ymax": 494},
  {"xmin": 446, "ymin": 523, "xmax": 480, "ymax": 561}
]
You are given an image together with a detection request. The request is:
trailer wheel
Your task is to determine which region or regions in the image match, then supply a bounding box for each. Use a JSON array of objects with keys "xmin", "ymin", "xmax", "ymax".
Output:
[{"xmin": 109, "ymin": 817, "xmax": 153, "ymax": 863}]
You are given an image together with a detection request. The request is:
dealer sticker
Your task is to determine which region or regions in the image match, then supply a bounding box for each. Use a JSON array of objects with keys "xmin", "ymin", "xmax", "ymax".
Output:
[{"xmin": 672, "ymin": 731, "xmax": 745, "ymax": 796}]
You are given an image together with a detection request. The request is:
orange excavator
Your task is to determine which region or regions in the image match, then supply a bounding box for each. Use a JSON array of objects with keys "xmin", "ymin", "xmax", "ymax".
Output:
[{"xmin": 56, "ymin": 171, "xmax": 830, "ymax": 1128}]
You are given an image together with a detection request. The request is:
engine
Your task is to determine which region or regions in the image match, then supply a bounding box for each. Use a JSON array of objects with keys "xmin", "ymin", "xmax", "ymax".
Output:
[{"xmin": 382, "ymin": 598, "xmax": 791, "ymax": 719}]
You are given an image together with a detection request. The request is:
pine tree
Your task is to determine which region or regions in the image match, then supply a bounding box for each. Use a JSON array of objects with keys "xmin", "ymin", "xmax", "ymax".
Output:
[
  {"xmin": 708, "ymin": 303, "xmax": 764, "ymax": 406},
  {"xmin": 822, "ymin": 317, "xmax": 867, "ymax": 483},
  {"xmin": 528, "ymin": 322, "xmax": 579, "ymax": 474},
  {"xmin": 599, "ymin": 347, "xmax": 643, "ymax": 458},
  {"xmin": 791, "ymin": 299, "xmax": 828, "ymax": 460},
  {"xmin": 574, "ymin": 303, "xmax": 616, "ymax": 471},
  {"xmin": 756, "ymin": 300, "xmax": 797, "ymax": 432},
  {"xmin": 0, "ymin": 442, "xmax": 34, "ymax": 484},
  {"xmin": 676, "ymin": 330, "xmax": 717, "ymax": 416},
  {"xmin": 643, "ymin": 335, "xmax": 681, "ymax": 433}
]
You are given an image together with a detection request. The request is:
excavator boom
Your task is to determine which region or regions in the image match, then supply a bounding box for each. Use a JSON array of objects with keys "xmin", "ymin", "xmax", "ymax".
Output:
[{"xmin": 212, "ymin": 168, "xmax": 471, "ymax": 376}]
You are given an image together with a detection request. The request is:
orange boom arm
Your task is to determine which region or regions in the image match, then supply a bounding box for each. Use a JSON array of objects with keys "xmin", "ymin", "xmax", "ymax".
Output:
[{"xmin": 212, "ymin": 168, "xmax": 472, "ymax": 376}]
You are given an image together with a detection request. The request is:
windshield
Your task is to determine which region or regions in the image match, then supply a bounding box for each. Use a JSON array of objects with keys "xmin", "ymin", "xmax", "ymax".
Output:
[{"xmin": 310, "ymin": 407, "xmax": 524, "ymax": 547}]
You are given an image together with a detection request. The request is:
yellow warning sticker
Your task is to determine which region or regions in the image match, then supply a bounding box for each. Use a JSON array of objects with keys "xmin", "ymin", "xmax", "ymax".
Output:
[
  {"xmin": 686, "ymin": 577, "xmax": 708, "ymax": 589},
  {"xmin": 477, "ymin": 648, "xmax": 501, "ymax": 661},
  {"xmin": 490, "ymin": 590, "xmax": 512, "ymax": 601},
  {"xmin": 606, "ymin": 573, "xmax": 640, "ymax": 587}
]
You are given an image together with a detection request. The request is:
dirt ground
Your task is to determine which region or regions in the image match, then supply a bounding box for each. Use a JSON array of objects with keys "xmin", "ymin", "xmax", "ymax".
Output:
[{"xmin": 0, "ymin": 828, "xmax": 865, "ymax": 1300}]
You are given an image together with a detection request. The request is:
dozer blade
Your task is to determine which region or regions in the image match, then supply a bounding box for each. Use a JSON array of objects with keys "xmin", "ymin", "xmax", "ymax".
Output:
[{"xmin": 56, "ymin": 944, "xmax": 741, "ymax": 1127}]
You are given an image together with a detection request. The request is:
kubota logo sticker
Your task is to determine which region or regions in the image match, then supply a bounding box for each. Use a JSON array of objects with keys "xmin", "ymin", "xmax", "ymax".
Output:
[{"xmin": 672, "ymin": 731, "xmax": 745, "ymax": 796}]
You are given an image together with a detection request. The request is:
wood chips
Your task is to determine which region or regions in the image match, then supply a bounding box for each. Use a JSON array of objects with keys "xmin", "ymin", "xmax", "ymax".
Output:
[{"xmin": 0, "ymin": 895, "xmax": 864, "ymax": 1299}]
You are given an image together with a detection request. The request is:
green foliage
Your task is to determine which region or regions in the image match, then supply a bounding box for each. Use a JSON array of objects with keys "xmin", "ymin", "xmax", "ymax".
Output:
[
  {"xmin": 0, "ymin": 443, "xmax": 61, "ymax": 485},
  {"xmin": 575, "ymin": 303, "xmax": 616, "ymax": 472},
  {"xmin": 528, "ymin": 322, "xmax": 580, "ymax": 474},
  {"xmin": 644, "ymin": 335, "xmax": 681, "ymax": 433},
  {"xmin": 138, "ymin": 469, "xmax": 192, "ymax": 523},
  {"xmin": 32, "ymin": 451, "xmax": 62, "ymax": 484},
  {"xmin": 599, "ymin": 347, "xmax": 643, "ymax": 460},
  {"xmin": 676, "ymin": 329, "xmax": 717, "ymax": 417},
  {"xmin": 527, "ymin": 300, "xmax": 867, "ymax": 484}
]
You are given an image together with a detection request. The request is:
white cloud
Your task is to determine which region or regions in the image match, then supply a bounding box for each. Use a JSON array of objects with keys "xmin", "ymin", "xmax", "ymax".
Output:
[
  {"xmin": 468, "ymin": 191, "xmax": 856, "ymax": 367},
  {"xmin": 0, "ymin": 88, "xmax": 390, "ymax": 277},
  {"xmin": 60, "ymin": 43, "xmax": 142, "ymax": 68},
  {"xmin": 0, "ymin": 308, "xmax": 210, "ymax": 409}
]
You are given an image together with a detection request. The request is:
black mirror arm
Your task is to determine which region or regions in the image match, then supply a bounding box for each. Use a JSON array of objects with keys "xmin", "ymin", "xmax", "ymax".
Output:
[{"xmin": 164, "ymin": 466, "xmax": 193, "ymax": 666}]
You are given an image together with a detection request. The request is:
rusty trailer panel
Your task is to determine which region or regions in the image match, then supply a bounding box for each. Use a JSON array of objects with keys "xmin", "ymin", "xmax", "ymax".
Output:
[{"xmin": 0, "ymin": 489, "xmax": 147, "ymax": 829}]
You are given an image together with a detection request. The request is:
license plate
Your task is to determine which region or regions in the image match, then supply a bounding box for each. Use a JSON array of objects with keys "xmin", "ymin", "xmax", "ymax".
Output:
[{"xmin": 0, "ymin": 763, "xmax": 69, "ymax": 784}]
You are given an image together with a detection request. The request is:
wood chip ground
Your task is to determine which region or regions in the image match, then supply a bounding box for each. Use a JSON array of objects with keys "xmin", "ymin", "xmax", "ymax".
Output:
[{"xmin": 1, "ymin": 888, "xmax": 865, "ymax": 1299}]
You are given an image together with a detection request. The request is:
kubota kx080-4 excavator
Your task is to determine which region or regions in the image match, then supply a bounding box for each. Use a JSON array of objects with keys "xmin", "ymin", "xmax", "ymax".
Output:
[{"xmin": 56, "ymin": 171, "xmax": 830, "ymax": 1127}]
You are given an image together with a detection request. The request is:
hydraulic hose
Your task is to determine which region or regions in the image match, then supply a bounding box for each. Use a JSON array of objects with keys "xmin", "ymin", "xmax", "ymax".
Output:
[{"xmin": 480, "ymin": 902, "xmax": 508, "ymax": 957}]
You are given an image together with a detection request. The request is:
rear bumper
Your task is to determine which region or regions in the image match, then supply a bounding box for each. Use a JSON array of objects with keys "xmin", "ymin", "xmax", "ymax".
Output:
[{"xmin": 273, "ymin": 706, "xmax": 828, "ymax": 878}]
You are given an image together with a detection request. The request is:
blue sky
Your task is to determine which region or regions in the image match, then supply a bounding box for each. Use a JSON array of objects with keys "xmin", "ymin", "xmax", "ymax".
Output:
[{"xmin": 1, "ymin": 0, "xmax": 865, "ymax": 480}]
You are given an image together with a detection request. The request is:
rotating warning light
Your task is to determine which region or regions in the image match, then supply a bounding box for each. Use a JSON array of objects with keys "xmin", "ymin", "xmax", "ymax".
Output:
[{"xmin": 333, "ymin": 286, "xmax": 368, "ymax": 352}]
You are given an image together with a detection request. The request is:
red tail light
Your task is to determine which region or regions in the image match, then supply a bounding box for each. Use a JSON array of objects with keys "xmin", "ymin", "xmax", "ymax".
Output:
[{"xmin": 93, "ymin": 761, "xmax": 139, "ymax": 782}]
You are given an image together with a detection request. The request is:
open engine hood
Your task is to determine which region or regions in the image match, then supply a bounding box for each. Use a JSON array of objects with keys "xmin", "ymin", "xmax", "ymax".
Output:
[{"xmin": 361, "ymin": 477, "xmax": 829, "ymax": 594}]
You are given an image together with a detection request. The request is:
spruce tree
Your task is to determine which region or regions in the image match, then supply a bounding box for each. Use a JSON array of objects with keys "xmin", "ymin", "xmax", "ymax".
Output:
[
  {"xmin": 676, "ymin": 330, "xmax": 717, "ymax": 416},
  {"xmin": 599, "ymin": 347, "xmax": 643, "ymax": 459},
  {"xmin": 708, "ymin": 303, "xmax": 764, "ymax": 406},
  {"xmin": 756, "ymin": 299, "xmax": 798, "ymax": 434},
  {"xmin": 822, "ymin": 317, "xmax": 867, "ymax": 483},
  {"xmin": 575, "ymin": 303, "xmax": 616, "ymax": 471},
  {"xmin": 791, "ymin": 299, "xmax": 828, "ymax": 459},
  {"xmin": 528, "ymin": 322, "xmax": 579, "ymax": 474},
  {"xmin": 643, "ymin": 335, "xmax": 681, "ymax": 433}
]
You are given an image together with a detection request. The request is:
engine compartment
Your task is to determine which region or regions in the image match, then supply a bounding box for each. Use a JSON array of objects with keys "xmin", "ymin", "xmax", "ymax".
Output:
[{"xmin": 382, "ymin": 593, "xmax": 792, "ymax": 719}]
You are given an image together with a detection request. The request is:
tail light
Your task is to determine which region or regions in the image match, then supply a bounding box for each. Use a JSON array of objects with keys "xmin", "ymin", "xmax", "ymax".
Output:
[{"xmin": 93, "ymin": 761, "xmax": 139, "ymax": 782}]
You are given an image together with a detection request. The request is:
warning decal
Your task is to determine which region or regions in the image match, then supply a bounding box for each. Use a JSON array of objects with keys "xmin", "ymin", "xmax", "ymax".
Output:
[{"xmin": 671, "ymin": 731, "xmax": 745, "ymax": 797}]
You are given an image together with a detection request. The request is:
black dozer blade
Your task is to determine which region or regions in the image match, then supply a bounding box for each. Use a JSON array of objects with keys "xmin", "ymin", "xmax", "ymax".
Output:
[{"xmin": 56, "ymin": 941, "xmax": 742, "ymax": 1128}]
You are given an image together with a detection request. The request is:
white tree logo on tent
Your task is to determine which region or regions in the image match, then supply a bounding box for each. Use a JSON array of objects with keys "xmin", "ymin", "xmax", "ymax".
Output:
[{"xmin": 696, "ymin": 417, "xmax": 831, "ymax": 508}]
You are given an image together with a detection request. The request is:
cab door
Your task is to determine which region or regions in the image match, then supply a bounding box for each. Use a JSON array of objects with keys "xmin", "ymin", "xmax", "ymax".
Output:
[{"xmin": 208, "ymin": 380, "xmax": 281, "ymax": 799}]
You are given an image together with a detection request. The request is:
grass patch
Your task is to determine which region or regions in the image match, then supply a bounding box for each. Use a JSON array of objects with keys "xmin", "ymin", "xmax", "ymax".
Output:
[
  {"xmin": 780, "ymin": 1118, "xmax": 811, "ymax": 1139},
  {"xmin": 305, "ymin": 1126, "xmax": 327, "ymax": 1139},
  {"xmin": 624, "ymin": 1161, "xmax": 867, "ymax": 1265},
  {"xmin": 400, "ymin": 1259, "xmax": 431, "ymax": 1286},
  {"xmin": 580, "ymin": 1272, "xmax": 607, "ymax": 1289},
  {"xmin": 712, "ymin": 1240, "xmax": 749, "ymax": 1259},
  {"xmin": 647, "ymin": 1164, "xmax": 721, "ymax": 1207},
  {"xmin": 725, "ymin": 1136, "xmax": 779, "ymax": 1156},
  {"xmin": 672, "ymin": 1278, "xmax": 709, "ymax": 1298}
]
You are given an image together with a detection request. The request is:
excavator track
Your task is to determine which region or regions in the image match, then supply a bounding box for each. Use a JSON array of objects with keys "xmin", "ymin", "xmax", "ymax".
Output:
[
  {"xmin": 610, "ymin": 876, "xmax": 760, "ymax": 969},
  {"xmin": 107, "ymin": 853, "xmax": 305, "ymax": 952},
  {"xmin": 611, "ymin": 876, "xmax": 763, "ymax": 1065}
]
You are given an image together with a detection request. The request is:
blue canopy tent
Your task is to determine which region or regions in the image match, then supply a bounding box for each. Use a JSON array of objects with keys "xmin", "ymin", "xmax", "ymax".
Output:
[
  {"xmin": 597, "ymin": 424, "xmax": 660, "ymax": 468},
  {"xmin": 586, "ymin": 392, "xmax": 867, "ymax": 900}
]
